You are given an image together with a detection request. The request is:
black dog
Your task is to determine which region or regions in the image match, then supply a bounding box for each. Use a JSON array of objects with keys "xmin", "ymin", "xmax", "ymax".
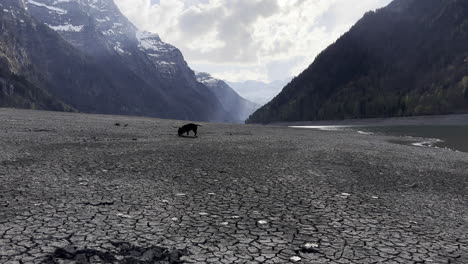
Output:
[{"xmin": 178, "ymin": 123, "xmax": 202, "ymax": 137}]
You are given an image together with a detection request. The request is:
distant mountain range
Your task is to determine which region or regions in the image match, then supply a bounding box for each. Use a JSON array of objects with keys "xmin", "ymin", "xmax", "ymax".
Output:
[
  {"xmin": 196, "ymin": 72, "xmax": 259, "ymax": 123},
  {"xmin": 0, "ymin": 0, "xmax": 250, "ymax": 122},
  {"xmin": 247, "ymin": 0, "xmax": 468, "ymax": 123},
  {"xmin": 227, "ymin": 79, "xmax": 291, "ymax": 106}
]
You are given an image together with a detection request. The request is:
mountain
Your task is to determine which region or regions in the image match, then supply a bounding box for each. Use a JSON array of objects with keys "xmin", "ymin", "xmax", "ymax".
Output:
[
  {"xmin": 227, "ymin": 79, "xmax": 291, "ymax": 106},
  {"xmin": 0, "ymin": 65, "xmax": 73, "ymax": 112},
  {"xmin": 247, "ymin": 0, "xmax": 468, "ymax": 123},
  {"xmin": 195, "ymin": 72, "xmax": 259, "ymax": 123},
  {"xmin": 1, "ymin": 0, "xmax": 232, "ymax": 122},
  {"xmin": 0, "ymin": 5, "xmax": 71, "ymax": 113},
  {"xmin": 0, "ymin": 0, "xmax": 103, "ymax": 112}
]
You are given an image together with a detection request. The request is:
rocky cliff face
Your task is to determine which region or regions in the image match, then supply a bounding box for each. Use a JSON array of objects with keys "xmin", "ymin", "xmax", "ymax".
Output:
[
  {"xmin": 248, "ymin": 0, "xmax": 468, "ymax": 123},
  {"xmin": 1, "ymin": 0, "xmax": 233, "ymax": 122},
  {"xmin": 0, "ymin": 0, "xmax": 73, "ymax": 111},
  {"xmin": 196, "ymin": 72, "xmax": 259, "ymax": 123}
]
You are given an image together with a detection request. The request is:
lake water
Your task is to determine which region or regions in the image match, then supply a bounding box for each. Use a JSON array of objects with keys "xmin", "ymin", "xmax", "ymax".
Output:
[{"xmin": 291, "ymin": 125, "xmax": 468, "ymax": 153}]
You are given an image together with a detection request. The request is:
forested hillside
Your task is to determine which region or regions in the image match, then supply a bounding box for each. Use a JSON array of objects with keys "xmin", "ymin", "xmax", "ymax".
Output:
[{"xmin": 247, "ymin": 0, "xmax": 468, "ymax": 123}]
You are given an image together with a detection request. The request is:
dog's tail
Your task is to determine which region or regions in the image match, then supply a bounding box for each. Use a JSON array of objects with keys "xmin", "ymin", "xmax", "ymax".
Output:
[{"xmin": 195, "ymin": 124, "xmax": 203, "ymax": 127}]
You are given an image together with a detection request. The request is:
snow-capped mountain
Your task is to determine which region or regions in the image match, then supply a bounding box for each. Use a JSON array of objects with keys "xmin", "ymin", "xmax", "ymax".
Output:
[
  {"xmin": 196, "ymin": 72, "xmax": 260, "ymax": 123},
  {"xmin": 24, "ymin": 0, "xmax": 175, "ymax": 71},
  {"xmin": 1, "ymin": 0, "xmax": 234, "ymax": 122}
]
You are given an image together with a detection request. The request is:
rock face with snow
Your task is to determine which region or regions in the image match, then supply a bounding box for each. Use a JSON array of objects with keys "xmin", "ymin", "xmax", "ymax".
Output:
[
  {"xmin": 1, "ymin": 0, "xmax": 233, "ymax": 122},
  {"xmin": 0, "ymin": 0, "xmax": 109, "ymax": 112},
  {"xmin": 196, "ymin": 72, "xmax": 259, "ymax": 123}
]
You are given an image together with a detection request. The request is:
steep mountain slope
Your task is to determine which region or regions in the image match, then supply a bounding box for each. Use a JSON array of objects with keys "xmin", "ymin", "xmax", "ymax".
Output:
[
  {"xmin": 0, "ymin": 0, "xmax": 116, "ymax": 112},
  {"xmin": 0, "ymin": 64, "xmax": 73, "ymax": 112},
  {"xmin": 247, "ymin": 0, "xmax": 468, "ymax": 123},
  {"xmin": 24, "ymin": 0, "xmax": 231, "ymax": 122},
  {"xmin": 0, "ymin": 1, "xmax": 70, "ymax": 112},
  {"xmin": 0, "ymin": 0, "xmax": 171, "ymax": 116},
  {"xmin": 196, "ymin": 72, "xmax": 259, "ymax": 123}
]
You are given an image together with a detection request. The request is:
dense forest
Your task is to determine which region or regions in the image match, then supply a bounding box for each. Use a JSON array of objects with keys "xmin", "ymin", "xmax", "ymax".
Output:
[{"xmin": 247, "ymin": 0, "xmax": 468, "ymax": 123}]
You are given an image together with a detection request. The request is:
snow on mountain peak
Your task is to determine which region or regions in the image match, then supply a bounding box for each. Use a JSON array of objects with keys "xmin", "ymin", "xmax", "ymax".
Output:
[
  {"xmin": 136, "ymin": 30, "xmax": 175, "ymax": 54},
  {"xmin": 196, "ymin": 72, "xmax": 219, "ymax": 86}
]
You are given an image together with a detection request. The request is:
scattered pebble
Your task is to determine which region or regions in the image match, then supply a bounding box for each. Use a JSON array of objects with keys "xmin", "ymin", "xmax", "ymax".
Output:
[
  {"xmin": 290, "ymin": 256, "xmax": 301, "ymax": 262},
  {"xmin": 257, "ymin": 220, "xmax": 268, "ymax": 225},
  {"xmin": 304, "ymin": 242, "xmax": 319, "ymax": 249},
  {"xmin": 341, "ymin": 193, "xmax": 351, "ymax": 197},
  {"xmin": 162, "ymin": 199, "xmax": 169, "ymax": 203},
  {"xmin": 175, "ymin": 193, "xmax": 186, "ymax": 196},
  {"xmin": 301, "ymin": 242, "xmax": 319, "ymax": 253},
  {"xmin": 371, "ymin": 196, "xmax": 379, "ymax": 199},
  {"xmin": 116, "ymin": 213, "xmax": 132, "ymax": 218},
  {"xmin": 220, "ymin": 222, "xmax": 229, "ymax": 226},
  {"xmin": 208, "ymin": 193, "xmax": 215, "ymax": 195},
  {"xmin": 171, "ymin": 217, "xmax": 178, "ymax": 221},
  {"xmin": 199, "ymin": 212, "xmax": 209, "ymax": 216}
]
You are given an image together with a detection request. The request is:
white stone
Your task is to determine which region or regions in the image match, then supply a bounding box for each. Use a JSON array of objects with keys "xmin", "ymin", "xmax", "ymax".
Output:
[{"xmin": 290, "ymin": 256, "xmax": 301, "ymax": 262}]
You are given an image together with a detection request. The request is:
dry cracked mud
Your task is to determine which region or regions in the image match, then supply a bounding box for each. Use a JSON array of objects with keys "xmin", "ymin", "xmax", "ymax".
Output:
[{"xmin": 0, "ymin": 109, "xmax": 467, "ymax": 263}]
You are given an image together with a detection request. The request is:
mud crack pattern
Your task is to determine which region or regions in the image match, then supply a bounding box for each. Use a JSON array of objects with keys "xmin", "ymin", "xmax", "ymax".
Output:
[{"xmin": 0, "ymin": 109, "xmax": 467, "ymax": 263}]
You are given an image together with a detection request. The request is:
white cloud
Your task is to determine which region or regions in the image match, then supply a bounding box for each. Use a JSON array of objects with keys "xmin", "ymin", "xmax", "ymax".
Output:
[{"xmin": 114, "ymin": 0, "xmax": 392, "ymax": 83}]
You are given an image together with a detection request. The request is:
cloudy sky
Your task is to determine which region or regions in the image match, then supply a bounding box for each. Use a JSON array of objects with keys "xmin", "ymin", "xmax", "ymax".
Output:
[{"xmin": 114, "ymin": 0, "xmax": 392, "ymax": 83}]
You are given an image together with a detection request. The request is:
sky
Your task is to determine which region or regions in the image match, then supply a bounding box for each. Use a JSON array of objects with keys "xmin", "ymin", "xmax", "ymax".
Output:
[{"xmin": 114, "ymin": 0, "xmax": 392, "ymax": 83}]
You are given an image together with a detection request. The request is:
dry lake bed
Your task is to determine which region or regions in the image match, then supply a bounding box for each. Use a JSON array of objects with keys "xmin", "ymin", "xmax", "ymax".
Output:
[{"xmin": 0, "ymin": 109, "xmax": 467, "ymax": 263}]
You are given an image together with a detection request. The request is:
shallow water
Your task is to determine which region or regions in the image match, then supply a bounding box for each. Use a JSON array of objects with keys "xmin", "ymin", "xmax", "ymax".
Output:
[
  {"xmin": 357, "ymin": 125, "xmax": 468, "ymax": 153},
  {"xmin": 291, "ymin": 125, "xmax": 468, "ymax": 153}
]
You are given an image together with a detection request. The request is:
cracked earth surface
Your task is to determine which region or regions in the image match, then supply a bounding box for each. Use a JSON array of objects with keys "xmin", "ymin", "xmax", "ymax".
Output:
[{"xmin": 0, "ymin": 109, "xmax": 467, "ymax": 263}]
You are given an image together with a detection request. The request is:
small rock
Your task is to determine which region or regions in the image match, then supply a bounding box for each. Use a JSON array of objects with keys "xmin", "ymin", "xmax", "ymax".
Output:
[
  {"xmin": 371, "ymin": 196, "xmax": 379, "ymax": 199},
  {"xmin": 341, "ymin": 193, "xmax": 351, "ymax": 196},
  {"xmin": 290, "ymin": 256, "xmax": 301, "ymax": 262},
  {"xmin": 116, "ymin": 213, "xmax": 132, "ymax": 218},
  {"xmin": 171, "ymin": 217, "xmax": 178, "ymax": 221},
  {"xmin": 220, "ymin": 222, "xmax": 229, "ymax": 226},
  {"xmin": 199, "ymin": 212, "xmax": 209, "ymax": 216},
  {"xmin": 141, "ymin": 249, "xmax": 155, "ymax": 261},
  {"xmin": 114, "ymin": 123, "xmax": 121, "ymax": 126},
  {"xmin": 301, "ymin": 243, "xmax": 319, "ymax": 253},
  {"xmin": 257, "ymin": 220, "xmax": 268, "ymax": 225}
]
